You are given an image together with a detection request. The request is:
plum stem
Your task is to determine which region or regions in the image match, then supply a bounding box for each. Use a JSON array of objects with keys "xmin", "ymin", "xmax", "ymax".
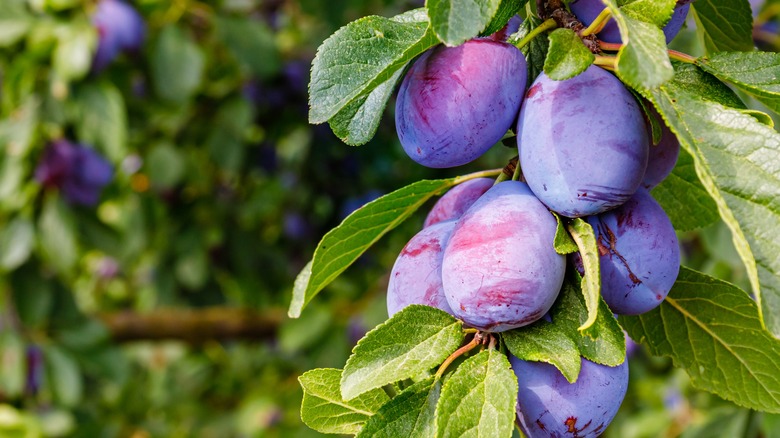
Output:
[
  {"xmin": 435, "ymin": 332, "xmax": 483, "ymax": 378},
  {"xmin": 593, "ymin": 55, "xmax": 617, "ymax": 71},
  {"xmin": 668, "ymin": 50, "xmax": 696, "ymax": 64},
  {"xmin": 599, "ymin": 41, "xmax": 697, "ymax": 64},
  {"xmin": 494, "ymin": 156, "xmax": 519, "ymax": 185},
  {"xmin": 453, "ymin": 168, "xmax": 503, "ymax": 186},
  {"xmin": 580, "ymin": 7, "xmax": 612, "ymax": 37},
  {"xmin": 513, "ymin": 18, "xmax": 558, "ymax": 50}
]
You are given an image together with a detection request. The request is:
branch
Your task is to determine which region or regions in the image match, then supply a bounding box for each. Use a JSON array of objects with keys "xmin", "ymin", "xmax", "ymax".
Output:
[{"xmin": 98, "ymin": 307, "xmax": 285, "ymax": 343}]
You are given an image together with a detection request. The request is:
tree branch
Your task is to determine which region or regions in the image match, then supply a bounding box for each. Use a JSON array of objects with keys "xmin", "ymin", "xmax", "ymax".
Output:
[{"xmin": 98, "ymin": 307, "xmax": 285, "ymax": 343}]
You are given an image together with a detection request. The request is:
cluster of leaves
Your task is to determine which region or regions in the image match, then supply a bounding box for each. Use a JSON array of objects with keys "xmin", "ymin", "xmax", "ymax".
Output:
[{"xmin": 296, "ymin": 0, "xmax": 780, "ymax": 435}]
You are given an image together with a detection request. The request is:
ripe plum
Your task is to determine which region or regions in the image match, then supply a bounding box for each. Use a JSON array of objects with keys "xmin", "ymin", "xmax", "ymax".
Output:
[
  {"xmin": 387, "ymin": 221, "xmax": 455, "ymax": 317},
  {"xmin": 643, "ymin": 110, "xmax": 680, "ymax": 189},
  {"xmin": 441, "ymin": 181, "xmax": 564, "ymax": 332},
  {"xmin": 92, "ymin": 0, "xmax": 146, "ymax": 71},
  {"xmin": 423, "ymin": 178, "xmax": 494, "ymax": 228},
  {"xmin": 395, "ymin": 39, "xmax": 527, "ymax": 168},
  {"xmin": 510, "ymin": 355, "xmax": 629, "ymax": 438},
  {"xmin": 584, "ymin": 188, "xmax": 680, "ymax": 315},
  {"xmin": 517, "ymin": 66, "xmax": 649, "ymax": 217}
]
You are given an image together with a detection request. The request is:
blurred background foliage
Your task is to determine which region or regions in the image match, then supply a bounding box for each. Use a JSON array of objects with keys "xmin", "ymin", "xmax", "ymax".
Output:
[{"xmin": 0, "ymin": 0, "xmax": 778, "ymax": 436}]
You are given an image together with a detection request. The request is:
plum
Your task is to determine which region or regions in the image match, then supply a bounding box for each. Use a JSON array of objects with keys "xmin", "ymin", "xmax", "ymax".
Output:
[
  {"xmin": 35, "ymin": 139, "xmax": 113, "ymax": 206},
  {"xmin": 517, "ymin": 66, "xmax": 649, "ymax": 218},
  {"xmin": 387, "ymin": 220, "xmax": 455, "ymax": 317},
  {"xmin": 423, "ymin": 177, "xmax": 494, "ymax": 228},
  {"xmin": 584, "ymin": 188, "xmax": 680, "ymax": 315},
  {"xmin": 441, "ymin": 181, "xmax": 565, "ymax": 332},
  {"xmin": 510, "ymin": 355, "xmax": 629, "ymax": 438},
  {"xmin": 395, "ymin": 39, "xmax": 527, "ymax": 168},
  {"xmin": 569, "ymin": 0, "xmax": 692, "ymax": 44},
  {"xmin": 92, "ymin": 0, "xmax": 146, "ymax": 71},
  {"xmin": 643, "ymin": 109, "xmax": 680, "ymax": 189}
]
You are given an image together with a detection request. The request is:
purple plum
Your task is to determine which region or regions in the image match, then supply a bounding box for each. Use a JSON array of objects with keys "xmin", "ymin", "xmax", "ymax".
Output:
[
  {"xmin": 517, "ymin": 66, "xmax": 649, "ymax": 218},
  {"xmin": 92, "ymin": 0, "xmax": 146, "ymax": 71},
  {"xmin": 423, "ymin": 177, "xmax": 494, "ymax": 228},
  {"xmin": 35, "ymin": 139, "xmax": 113, "ymax": 206},
  {"xmin": 395, "ymin": 39, "xmax": 527, "ymax": 168},
  {"xmin": 387, "ymin": 220, "xmax": 455, "ymax": 317},
  {"xmin": 643, "ymin": 108, "xmax": 680, "ymax": 189},
  {"xmin": 511, "ymin": 355, "xmax": 629, "ymax": 438},
  {"xmin": 584, "ymin": 189, "xmax": 680, "ymax": 315},
  {"xmin": 441, "ymin": 181, "xmax": 565, "ymax": 332},
  {"xmin": 569, "ymin": 0, "xmax": 692, "ymax": 44}
]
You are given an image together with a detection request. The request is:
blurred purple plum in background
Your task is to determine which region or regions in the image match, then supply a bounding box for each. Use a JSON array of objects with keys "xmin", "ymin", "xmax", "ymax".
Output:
[
  {"xmin": 35, "ymin": 139, "xmax": 113, "ymax": 206},
  {"xmin": 92, "ymin": 0, "xmax": 146, "ymax": 71}
]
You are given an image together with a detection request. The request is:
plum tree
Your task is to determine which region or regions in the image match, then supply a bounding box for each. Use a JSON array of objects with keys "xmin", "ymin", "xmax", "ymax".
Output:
[
  {"xmin": 387, "ymin": 220, "xmax": 455, "ymax": 317},
  {"xmin": 423, "ymin": 177, "xmax": 494, "ymax": 227},
  {"xmin": 441, "ymin": 181, "xmax": 565, "ymax": 332},
  {"xmin": 568, "ymin": 0, "xmax": 691, "ymax": 44},
  {"xmin": 517, "ymin": 65, "xmax": 649, "ymax": 218},
  {"xmin": 395, "ymin": 39, "xmax": 527, "ymax": 168},
  {"xmin": 91, "ymin": 0, "xmax": 146, "ymax": 71},
  {"xmin": 510, "ymin": 355, "xmax": 629, "ymax": 438},
  {"xmin": 582, "ymin": 189, "xmax": 680, "ymax": 315}
]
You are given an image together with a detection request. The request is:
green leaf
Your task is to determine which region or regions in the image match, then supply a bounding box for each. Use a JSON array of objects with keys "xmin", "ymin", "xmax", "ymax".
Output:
[
  {"xmin": 436, "ymin": 349, "xmax": 517, "ymax": 438},
  {"xmin": 666, "ymin": 62, "xmax": 745, "ymax": 110},
  {"xmin": 514, "ymin": 15, "xmax": 549, "ymax": 83},
  {"xmin": 308, "ymin": 14, "xmax": 437, "ymax": 124},
  {"xmin": 151, "ymin": 26, "xmax": 205, "ymax": 103},
  {"xmin": 43, "ymin": 345, "xmax": 83, "ymax": 407},
  {"xmin": 72, "ymin": 82, "xmax": 127, "ymax": 163},
  {"xmin": 552, "ymin": 213, "xmax": 578, "ymax": 255},
  {"xmin": 622, "ymin": 268, "xmax": 780, "ymax": 413},
  {"xmin": 691, "ymin": 0, "xmax": 754, "ymax": 54},
  {"xmin": 644, "ymin": 72, "xmax": 780, "ymax": 338},
  {"xmin": 215, "ymin": 16, "xmax": 280, "ymax": 79},
  {"xmin": 427, "ymin": 0, "xmax": 501, "ymax": 46},
  {"xmin": 613, "ymin": 13, "xmax": 674, "ymax": 90},
  {"xmin": 0, "ymin": 0, "xmax": 31, "ymax": 47},
  {"xmin": 481, "ymin": 0, "xmax": 526, "ymax": 37},
  {"xmin": 567, "ymin": 218, "xmax": 600, "ymax": 331},
  {"xmin": 356, "ymin": 377, "xmax": 441, "ymax": 438},
  {"xmin": 0, "ymin": 331, "xmax": 26, "ymax": 398},
  {"xmin": 299, "ymin": 368, "xmax": 390, "ymax": 435},
  {"xmin": 53, "ymin": 20, "xmax": 96, "ymax": 81},
  {"xmin": 650, "ymin": 148, "xmax": 719, "ymax": 232},
  {"xmin": 0, "ymin": 97, "xmax": 39, "ymax": 158},
  {"xmin": 543, "ymin": 28, "xmax": 594, "ymax": 81},
  {"xmin": 0, "ymin": 217, "xmax": 34, "ymax": 271},
  {"xmin": 341, "ymin": 305, "xmax": 464, "ymax": 400},
  {"xmin": 37, "ymin": 195, "xmax": 78, "ymax": 275},
  {"xmin": 502, "ymin": 321, "xmax": 581, "ymax": 383},
  {"xmin": 551, "ymin": 279, "xmax": 626, "ymax": 366},
  {"xmin": 619, "ymin": 0, "xmax": 676, "ymax": 28},
  {"xmin": 328, "ymin": 67, "xmax": 405, "ymax": 146},
  {"xmin": 697, "ymin": 52, "xmax": 780, "ymax": 115},
  {"xmin": 289, "ymin": 177, "xmax": 462, "ymax": 317}
]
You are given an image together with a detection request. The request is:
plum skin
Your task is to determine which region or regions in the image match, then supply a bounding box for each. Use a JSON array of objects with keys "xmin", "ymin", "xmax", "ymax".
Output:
[
  {"xmin": 395, "ymin": 39, "xmax": 527, "ymax": 168},
  {"xmin": 441, "ymin": 181, "xmax": 565, "ymax": 332},
  {"xmin": 585, "ymin": 188, "xmax": 680, "ymax": 315},
  {"xmin": 387, "ymin": 220, "xmax": 455, "ymax": 317},
  {"xmin": 510, "ymin": 356, "xmax": 629, "ymax": 438},
  {"xmin": 569, "ymin": 0, "xmax": 691, "ymax": 44},
  {"xmin": 517, "ymin": 66, "xmax": 649, "ymax": 218},
  {"xmin": 643, "ymin": 108, "xmax": 680, "ymax": 190},
  {"xmin": 424, "ymin": 178, "xmax": 494, "ymax": 228}
]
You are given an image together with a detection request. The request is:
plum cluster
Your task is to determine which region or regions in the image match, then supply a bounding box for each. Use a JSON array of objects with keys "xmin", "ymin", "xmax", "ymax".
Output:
[{"xmin": 388, "ymin": 8, "xmax": 687, "ymax": 436}]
